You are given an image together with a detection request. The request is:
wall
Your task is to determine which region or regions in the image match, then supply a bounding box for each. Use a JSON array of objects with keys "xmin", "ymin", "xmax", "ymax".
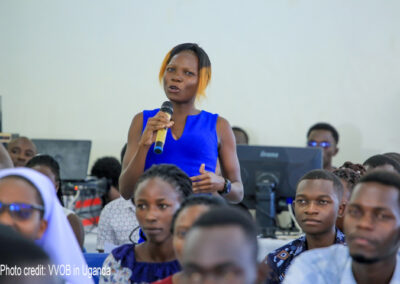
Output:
[{"xmin": 1, "ymin": 0, "xmax": 399, "ymax": 170}]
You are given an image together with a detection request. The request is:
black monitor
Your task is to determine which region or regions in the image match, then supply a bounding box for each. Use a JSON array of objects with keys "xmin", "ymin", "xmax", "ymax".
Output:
[
  {"xmin": 32, "ymin": 139, "xmax": 91, "ymax": 181},
  {"xmin": 237, "ymin": 145, "xmax": 322, "ymax": 237}
]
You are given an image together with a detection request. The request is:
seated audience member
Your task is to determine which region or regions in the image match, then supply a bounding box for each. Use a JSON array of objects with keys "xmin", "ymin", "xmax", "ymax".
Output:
[
  {"xmin": 306, "ymin": 123, "xmax": 339, "ymax": 171},
  {"xmin": 97, "ymin": 194, "xmax": 140, "ymax": 252},
  {"xmin": 0, "ymin": 168, "xmax": 92, "ymax": 284},
  {"xmin": 0, "ymin": 224, "xmax": 61, "ymax": 283},
  {"xmin": 153, "ymin": 195, "xmax": 227, "ymax": 284},
  {"xmin": 0, "ymin": 144, "xmax": 13, "ymax": 169},
  {"xmin": 232, "ymin": 126, "xmax": 249, "ymax": 145},
  {"xmin": 91, "ymin": 156, "xmax": 122, "ymax": 206},
  {"xmin": 363, "ymin": 154, "xmax": 400, "ymax": 174},
  {"xmin": 181, "ymin": 207, "xmax": 258, "ymax": 284},
  {"xmin": 6, "ymin": 136, "xmax": 37, "ymax": 167},
  {"xmin": 100, "ymin": 164, "xmax": 193, "ymax": 284},
  {"xmin": 333, "ymin": 164, "xmax": 363, "ymax": 231},
  {"xmin": 26, "ymin": 154, "xmax": 85, "ymax": 249},
  {"xmin": 283, "ymin": 171, "xmax": 400, "ymax": 284},
  {"xmin": 260, "ymin": 169, "xmax": 345, "ymax": 284}
]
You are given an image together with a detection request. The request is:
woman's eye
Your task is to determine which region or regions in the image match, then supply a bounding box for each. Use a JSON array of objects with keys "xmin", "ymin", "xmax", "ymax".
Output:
[
  {"xmin": 376, "ymin": 213, "xmax": 392, "ymax": 220},
  {"xmin": 159, "ymin": 204, "xmax": 169, "ymax": 209},
  {"xmin": 185, "ymin": 71, "xmax": 195, "ymax": 76},
  {"xmin": 166, "ymin": 67, "xmax": 174, "ymax": 72},
  {"xmin": 319, "ymin": 200, "xmax": 329, "ymax": 205}
]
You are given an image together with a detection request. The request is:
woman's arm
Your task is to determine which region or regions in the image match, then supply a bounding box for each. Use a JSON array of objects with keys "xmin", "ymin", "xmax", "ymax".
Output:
[
  {"xmin": 119, "ymin": 111, "xmax": 174, "ymax": 199},
  {"xmin": 67, "ymin": 213, "xmax": 85, "ymax": 249},
  {"xmin": 190, "ymin": 116, "xmax": 243, "ymax": 203},
  {"xmin": 215, "ymin": 116, "xmax": 244, "ymax": 203}
]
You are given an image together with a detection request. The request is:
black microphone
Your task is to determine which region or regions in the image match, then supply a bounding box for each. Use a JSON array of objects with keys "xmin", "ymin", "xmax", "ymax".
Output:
[{"xmin": 154, "ymin": 101, "xmax": 173, "ymax": 154}]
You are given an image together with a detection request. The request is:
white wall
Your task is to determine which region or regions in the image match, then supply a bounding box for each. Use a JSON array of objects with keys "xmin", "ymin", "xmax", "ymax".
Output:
[{"xmin": 1, "ymin": 0, "xmax": 399, "ymax": 170}]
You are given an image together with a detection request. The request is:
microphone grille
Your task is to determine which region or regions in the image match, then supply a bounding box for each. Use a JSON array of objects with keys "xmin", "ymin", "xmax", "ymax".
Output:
[{"xmin": 160, "ymin": 101, "xmax": 173, "ymax": 115}]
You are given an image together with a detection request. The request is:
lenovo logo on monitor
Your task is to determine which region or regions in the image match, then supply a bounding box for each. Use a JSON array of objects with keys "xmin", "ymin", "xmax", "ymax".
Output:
[{"xmin": 260, "ymin": 151, "xmax": 279, "ymax": 159}]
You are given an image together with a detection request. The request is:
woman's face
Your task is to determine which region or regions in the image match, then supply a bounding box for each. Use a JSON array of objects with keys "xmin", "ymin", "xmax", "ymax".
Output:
[
  {"xmin": 0, "ymin": 177, "xmax": 47, "ymax": 240},
  {"xmin": 173, "ymin": 204, "xmax": 210, "ymax": 263},
  {"xmin": 135, "ymin": 177, "xmax": 182, "ymax": 244},
  {"xmin": 31, "ymin": 165, "xmax": 59, "ymax": 191},
  {"xmin": 163, "ymin": 50, "xmax": 199, "ymax": 104}
]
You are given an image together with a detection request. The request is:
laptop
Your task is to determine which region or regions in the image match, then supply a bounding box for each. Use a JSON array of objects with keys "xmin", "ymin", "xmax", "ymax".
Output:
[{"xmin": 32, "ymin": 139, "xmax": 91, "ymax": 180}]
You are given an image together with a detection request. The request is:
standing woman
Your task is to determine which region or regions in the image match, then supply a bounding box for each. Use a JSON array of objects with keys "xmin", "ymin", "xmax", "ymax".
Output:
[{"xmin": 120, "ymin": 43, "xmax": 243, "ymax": 203}]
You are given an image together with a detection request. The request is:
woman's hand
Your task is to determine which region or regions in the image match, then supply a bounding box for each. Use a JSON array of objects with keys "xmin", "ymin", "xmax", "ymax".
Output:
[
  {"xmin": 139, "ymin": 111, "xmax": 174, "ymax": 147},
  {"xmin": 191, "ymin": 164, "xmax": 225, "ymax": 194}
]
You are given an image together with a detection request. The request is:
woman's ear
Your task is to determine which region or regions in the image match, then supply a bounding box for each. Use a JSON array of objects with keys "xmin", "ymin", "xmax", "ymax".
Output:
[{"xmin": 36, "ymin": 220, "xmax": 48, "ymax": 240}]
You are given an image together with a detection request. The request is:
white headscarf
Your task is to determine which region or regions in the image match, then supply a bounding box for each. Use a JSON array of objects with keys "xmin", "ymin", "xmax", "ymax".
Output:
[{"xmin": 0, "ymin": 168, "xmax": 93, "ymax": 284}]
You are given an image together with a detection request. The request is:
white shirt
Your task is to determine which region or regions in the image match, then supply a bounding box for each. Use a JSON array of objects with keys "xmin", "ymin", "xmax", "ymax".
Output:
[
  {"xmin": 96, "ymin": 197, "xmax": 139, "ymax": 252},
  {"xmin": 283, "ymin": 244, "xmax": 400, "ymax": 284}
]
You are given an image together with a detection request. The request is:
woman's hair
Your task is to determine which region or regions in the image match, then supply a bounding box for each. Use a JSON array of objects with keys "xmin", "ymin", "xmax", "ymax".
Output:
[
  {"xmin": 91, "ymin": 156, "xmax": 122, "ymax": 188},
  {"xmin": 135, "ymin": 164, "xmax": 193, "ymax": 199},
  {"xmin": 26, "ymin": 154, "xmax": 63, "ymax": 206},
  {"xmin": 26, "ymin": 155, "xmax": 60, "ymax": 185},
  {"xmin": 171, "ymin": 195, "xmax": 227, "ymax": 233},
  {"xmin": 333, "ymin": 167, "xmax": 361, "ymax": 193},
  {"xmin": 159, "ymin": 43, "xmax": 211, "ymax": 98},
  {"xmin": 340, "ymin": 161, "xmax": 366, "ymax": 176},
  {"xmin": 1, "ymin": 175, "xmax": 45, "ymax": 218}
]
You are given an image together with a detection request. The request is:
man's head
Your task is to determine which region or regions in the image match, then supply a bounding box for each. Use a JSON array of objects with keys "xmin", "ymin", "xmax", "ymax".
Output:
[
  {"xmin": 232, "ymin": 126, "xmax": 249, "ymax": 145},
  {"xmin": 344, "ymin": 171, "xmax": 400, "ymax": 264},
  {"xmin": 363, "ymin": 154, "xmax": 400, "ymax": 174},
  {"xmin": 182, "ymin": 207, "xmax": 258, "ymax": 284},
  {"xmin": 7, "ymin": 137, "xmax": 37, "ymax": 167},
  {"xmin": 294, "ymin": 169, "xmax": 344, "ymax": 236},
  {"xmin": 307, "ymin": 123, "xmax": 339, "ymax": 170}
]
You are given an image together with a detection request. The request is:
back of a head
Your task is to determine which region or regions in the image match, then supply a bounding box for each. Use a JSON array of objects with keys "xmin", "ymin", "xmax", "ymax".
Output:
[
  {"xmin": 298, "ymin": 169, "xmax": 344, "ymax": 200},
  {"xmin": 190, "ymin": 206, "xmax": 258, "ymax": 260},
  {"xmin": 384, "ymin": 152, "xmax": 400, "ymax": 164},
  {"xmin": 91, "ymin": 156, "xmax": 122, "ymax": 187},
  {"xmin": 363, "ymin": 154, "xmax": 400, "ymax": 174},
  {"xmin": 307, "ymin": 122, "xmax": 339, "ymax": 144},
  {"xmin": 232, "ymin": 126, "xmax": 249, "ymax": 145},
  {"xmin": 333, "ymin": 167, "xmax": 361, "ymax": 191}
]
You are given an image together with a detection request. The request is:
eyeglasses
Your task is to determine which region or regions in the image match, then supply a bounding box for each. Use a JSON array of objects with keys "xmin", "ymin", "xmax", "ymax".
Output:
[
  {"xmin": 307, "ymin": 141, "xmax": 331, "ymax": 149},
  {"xmin": 0, "ymin": 202, "xmax": 44, "ymax": 220}
]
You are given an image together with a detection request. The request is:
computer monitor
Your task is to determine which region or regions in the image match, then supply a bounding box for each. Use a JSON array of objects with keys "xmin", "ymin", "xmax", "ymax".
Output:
[
  {"xmin": 237, "ymin": 145, "xmax": 322, "ymax": 236},
  {"xmin": 32, "ymin": 139, "xmax": 91, "ymax": 181}
]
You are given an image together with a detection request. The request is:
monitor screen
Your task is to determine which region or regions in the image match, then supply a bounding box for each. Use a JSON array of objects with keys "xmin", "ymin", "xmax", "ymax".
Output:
[
  {"xmin": 237, "ymin": 145, "xmax": 323, "ymax": 210},
  {"xmin": 32, "ymin": 139, "xmax": 91, "ymax": 181}
]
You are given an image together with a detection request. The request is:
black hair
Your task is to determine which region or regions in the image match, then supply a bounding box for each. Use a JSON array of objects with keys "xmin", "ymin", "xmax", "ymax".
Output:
[
  {"xmin": 171, "ymin": 195, "xmax": 227, "ymax": 233},
  {"xmin": 91, "ymin": 156, "xmax": 122, "ymax": 188},
  {"xmin": 26, "ymin": 154, "xmax": 63, "ymax": 206},
  {"xmin": 135, "ymin": 164, "xmax": 193, "ymax": 200},
  {"xmin": 121, "ymin": 143, "xmax": 127, "ymax": 164},
  {"xmin": 358, "ymin": 171, "xmax": 400, "ymax": 202},
  {"xmin": 190, "ymin": 207, "xmax": 258, "ymax": 261},
  {"xmin": 298, "ymin": 169, "xmax": 344, "ymax": 201},
  {"xmin": 333, "ymin": 167, "xmax": 361, "ymax": 193},
  {"xmin": 232, "ymin": 126, "xmax": 249, "ymax": 144},
  {"xmin": 340, "ymin": 161, "xmax": 366, "ymax": 176},
  {"xmin": 384, "ymin": 152, "xmax": 400, "ymax": 164},
  {"xmin": 0, "ymin": 224, "xmax": 49, "ymax": 266},
  {"xmin": 167, "ymin": 43, "xmax": 211, "ymax": 71},
  {"xmin": 0, "ymin": 175, "xmax": 45, "ymax": 218},
  {"xmin": 307, "ymin": 122, "xmax": 339, "ymax": 144},
  {"xmin": 363, "ymin": 154, "xmax": 400, "ymax": 174}
]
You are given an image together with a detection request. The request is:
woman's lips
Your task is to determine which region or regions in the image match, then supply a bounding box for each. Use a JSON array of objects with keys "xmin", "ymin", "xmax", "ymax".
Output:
[{"xmin": 168, "ymin": 85, "xmax": 180, "ymax": 93}]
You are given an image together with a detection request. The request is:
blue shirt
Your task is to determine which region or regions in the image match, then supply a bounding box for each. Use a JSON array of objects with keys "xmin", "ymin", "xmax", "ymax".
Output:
[
  {"xmin": 265, "ymin": 229, "xmax": 346, "ymax": 283},
  {"xmin": 142, "ymin": 109, "xmax": 219, "ymax": 177},
  {"xmin": 283, "ymin": 244, "xmax": 400, "ymax": 284}
]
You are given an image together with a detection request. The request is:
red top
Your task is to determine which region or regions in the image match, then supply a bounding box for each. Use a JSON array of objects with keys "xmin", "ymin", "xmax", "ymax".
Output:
[{"xmin": 152, "ymin": 275, "xmax": 173, "ymax": 284}]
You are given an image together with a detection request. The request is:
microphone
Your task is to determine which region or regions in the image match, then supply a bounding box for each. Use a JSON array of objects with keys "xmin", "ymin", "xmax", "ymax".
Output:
[{"xmin": 154, "ymin": 101, "xmax": 173, "ymax": 154}]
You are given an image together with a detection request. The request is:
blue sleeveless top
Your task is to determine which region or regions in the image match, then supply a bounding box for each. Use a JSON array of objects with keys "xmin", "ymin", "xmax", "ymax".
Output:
[{"xmin": 143, "ymin": 109, "xmax": 219, "ymax": 177}]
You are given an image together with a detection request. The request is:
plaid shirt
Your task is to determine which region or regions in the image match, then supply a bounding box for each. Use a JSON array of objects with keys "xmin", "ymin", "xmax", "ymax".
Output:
[{"xmin": 264, "ymin": 229, "xmax": 346, "ymax": 284}]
